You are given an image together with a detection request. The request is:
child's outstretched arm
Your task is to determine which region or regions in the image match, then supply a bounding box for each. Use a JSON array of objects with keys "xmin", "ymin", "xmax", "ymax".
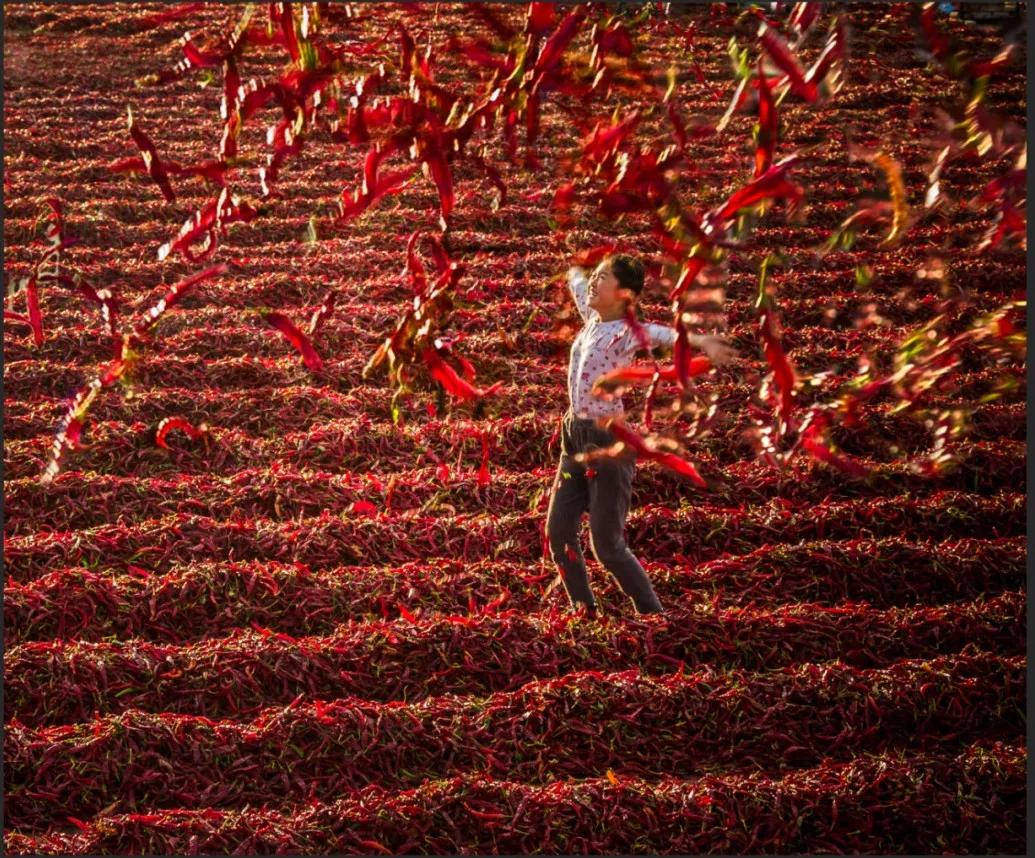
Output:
[
  {"xmin": 645, "ymin": 324, "xmax": 739, "ymax": 366},
  {"xmin": 566, "ymin": 265, "xmax": 594, "ymax": 322},
  {"xmin": 644, "ymin": 323, "xmax": 678, "ymax": 352}
]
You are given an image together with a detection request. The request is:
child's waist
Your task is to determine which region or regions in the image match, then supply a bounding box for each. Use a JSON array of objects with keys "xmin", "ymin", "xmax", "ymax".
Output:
[{"xmin": 564, "ymin": 407, "xmax": 623, "ymax": 425}]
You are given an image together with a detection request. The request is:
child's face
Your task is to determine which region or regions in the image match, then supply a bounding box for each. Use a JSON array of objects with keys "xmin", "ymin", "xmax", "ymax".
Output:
[{"xmin": 588, "ymin": 259, "xmax": 634, "ymax": 316}]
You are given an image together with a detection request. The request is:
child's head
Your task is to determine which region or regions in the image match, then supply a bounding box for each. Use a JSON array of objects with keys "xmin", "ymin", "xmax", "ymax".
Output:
[{"xmin": 588, "ymin": 253, "xmax": 644, "ymax": 319}]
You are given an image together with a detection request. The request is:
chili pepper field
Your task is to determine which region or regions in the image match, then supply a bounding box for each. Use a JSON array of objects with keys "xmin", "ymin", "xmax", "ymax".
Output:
[{"xmin": 2, "ymin": 2, "xmax": 1028, "ymax": 855}]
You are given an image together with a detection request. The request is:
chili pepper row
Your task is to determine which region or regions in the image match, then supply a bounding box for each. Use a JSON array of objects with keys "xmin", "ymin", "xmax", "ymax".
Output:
[
  {"xmin": 5, "ymin": 307, "xmax": 930, "ymax": 369},
  {"xmin": 0, "ymin": 351, "xmax": 858, "ymax": 418},
  {"xmin": 2, "ymin": 292, "xmax": 540, "ymax": 358},
  {"xmin": 9, "ymin": 256, "xmax": 546, "ymax": 312},
  {"xmin": 5, "ymin": 589, "xmax": 1023, "ymax": 728},
  {"xmin": 4, "ymin": 741, "xmax": 1024, "ymax": 855},
  {"xmin": 10, "ymin": 259, "xmax": 1010, "ymax": 335},
  {"xmin": 2, "ymin": 387, "xmax": 1018, "ymax": 482},
  {"xmin": 0, "ymin": 376, "xmax": 519, "ymax": 438},
  {"xmin": 0, "ymin": 344, "xmax": 825, "ymax": 417},
  {"xmin": 4, "ymin": 432, "xmax": 1025, "ymax": 538},
  {"xmin": 5, "ymin": 535, "xmax": 1025, "ymax": 647},
  {"xmin": 5, "ymin": 488, "xmax": 1025, "ymax": 583},
  {"xmin": 3, "ymin": 391, "xmax": 1025, "ymax": 479},
  {"xmin": 5, "ymin": 650, "xmax": 1023, "ymax": 829},
  {"xmin": 5, "ymin": 362, "xmax": 1024, "ymax": 454}
]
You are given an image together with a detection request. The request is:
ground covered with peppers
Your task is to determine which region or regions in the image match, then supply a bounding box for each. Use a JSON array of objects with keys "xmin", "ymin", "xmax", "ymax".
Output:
[{"xmin": 3, "ymin": 2, "xmax": 1027, "ymax": 855}]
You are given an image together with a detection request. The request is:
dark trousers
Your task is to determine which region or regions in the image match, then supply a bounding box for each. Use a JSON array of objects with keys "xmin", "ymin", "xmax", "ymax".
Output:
[{"xmin": 545, "ymin": 409, "xmax": 664, "ymax": 614}]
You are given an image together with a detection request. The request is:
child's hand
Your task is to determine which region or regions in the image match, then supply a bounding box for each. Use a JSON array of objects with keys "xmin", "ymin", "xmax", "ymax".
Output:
[{"xmin": 695, "ymin": 334, "xmax": 739, "ymax": 367}]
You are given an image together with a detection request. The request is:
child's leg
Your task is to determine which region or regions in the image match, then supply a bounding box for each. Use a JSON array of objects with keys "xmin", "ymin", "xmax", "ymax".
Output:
[
  {"xmin": 546, "ymin": 413, "xmax": 595, "ymax": 610},
  {"xmin": 545, "ymin": 453, "xmax": 595, "ymax": 609},
  {"xmin": 587, "ymin": 447, "xmax": 664, "ymax": 614}
]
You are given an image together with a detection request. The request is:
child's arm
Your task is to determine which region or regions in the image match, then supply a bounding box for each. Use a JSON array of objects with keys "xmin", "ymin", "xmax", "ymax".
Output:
[
  {"xmin": 644, "ymin": 323, "xmax": 678, "ymax": 352},
  {"xmin": 644, "ymin": 324, "xmax": 739, "ymax": 366},
  {"xmin": 566, "ymin": 266, "xmax": 594, "ymax": 322}
]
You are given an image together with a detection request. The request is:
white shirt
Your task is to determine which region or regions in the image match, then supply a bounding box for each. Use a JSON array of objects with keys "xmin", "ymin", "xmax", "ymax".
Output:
[{"xmin": 566, "ymin": 267, "xmax": 676, "ymax": 419}]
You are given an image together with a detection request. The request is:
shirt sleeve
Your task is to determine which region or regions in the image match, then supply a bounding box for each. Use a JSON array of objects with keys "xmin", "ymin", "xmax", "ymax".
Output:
[
  {"xmin": 644, "ymin": 323, "xmax": 677, "ymax": 350},
  {"xmin": 566, "ymin": 266, "xmax": 594, "ymax": 322}
]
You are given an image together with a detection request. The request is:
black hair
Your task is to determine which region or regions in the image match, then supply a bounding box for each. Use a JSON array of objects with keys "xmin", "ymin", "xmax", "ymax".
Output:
[{"xmin": 608, "ymin": 254, "xmax": 645, "ymax": 296}]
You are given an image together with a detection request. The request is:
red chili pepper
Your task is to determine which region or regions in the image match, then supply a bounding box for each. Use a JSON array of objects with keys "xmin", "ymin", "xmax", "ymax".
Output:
[
  {"xmin": 754, "ymin": 56, "xmax": 777, "ymax": 178},
  {"xmin": 260, "ymin": 310, "xmax": 324, "ymax": 371},
  {"xmin": 155, "ymin": 417, "xmax": 207, "ymax": 450}
]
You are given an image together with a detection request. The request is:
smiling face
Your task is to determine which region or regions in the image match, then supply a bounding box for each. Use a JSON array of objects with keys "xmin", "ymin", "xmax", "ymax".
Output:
[{"xmin": 588, "ymin": 258, "xmax": 636, "ymax": 319}]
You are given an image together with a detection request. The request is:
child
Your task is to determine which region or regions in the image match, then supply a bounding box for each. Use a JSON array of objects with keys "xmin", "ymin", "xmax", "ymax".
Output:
[{"xmin": 546, "ymin": 254, "xmax": 737, "ymax": 616}]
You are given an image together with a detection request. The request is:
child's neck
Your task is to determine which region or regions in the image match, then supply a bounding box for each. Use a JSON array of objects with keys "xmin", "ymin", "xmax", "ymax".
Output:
[{"xmin": 595, "ymin": 302, "xmax": 630, "ymax": 323}]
